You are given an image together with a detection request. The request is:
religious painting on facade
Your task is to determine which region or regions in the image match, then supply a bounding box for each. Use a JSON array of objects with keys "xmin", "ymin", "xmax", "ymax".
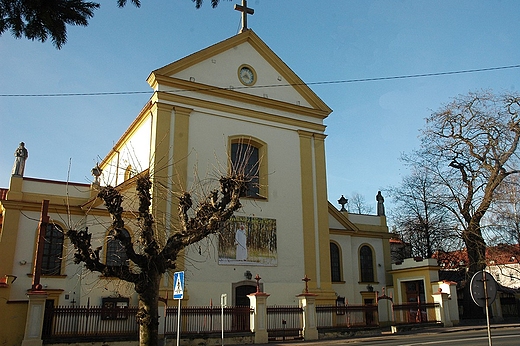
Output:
[{"xmin": 218, "ymin": 216, "xmax": 277, "ymax": 266}]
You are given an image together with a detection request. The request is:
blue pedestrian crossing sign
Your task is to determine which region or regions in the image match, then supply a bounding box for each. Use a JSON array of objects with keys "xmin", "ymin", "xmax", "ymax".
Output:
[{"xmin": 173, "ymin": 271, "xmax": 184, "ymax": 300}]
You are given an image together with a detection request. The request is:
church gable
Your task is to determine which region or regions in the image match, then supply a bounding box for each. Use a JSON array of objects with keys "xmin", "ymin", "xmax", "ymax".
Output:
[
  {"xmin": 328, "ymin": 202, "xmax": 360, "ymax": 232},
  {"xmin": 149, "ymin": 30, "xmax": 331, "ymax": 115}
]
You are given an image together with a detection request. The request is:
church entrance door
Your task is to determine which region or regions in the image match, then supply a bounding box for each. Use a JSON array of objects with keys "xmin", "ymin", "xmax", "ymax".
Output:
[{"xmin": 235, "ymin": 284, "xmax": 256, "ymax": 306}]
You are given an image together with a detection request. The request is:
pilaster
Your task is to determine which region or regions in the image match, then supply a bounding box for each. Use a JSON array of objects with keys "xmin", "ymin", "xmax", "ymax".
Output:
[{"xmin": 7, "ymin": 175, "xmax": 23, "ymax": 200}]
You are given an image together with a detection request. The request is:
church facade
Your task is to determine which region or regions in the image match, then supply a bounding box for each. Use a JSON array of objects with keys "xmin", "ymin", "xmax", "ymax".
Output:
[{"xmin": 0, "ymin": 30, "xmax": 392, "ymax": 345}]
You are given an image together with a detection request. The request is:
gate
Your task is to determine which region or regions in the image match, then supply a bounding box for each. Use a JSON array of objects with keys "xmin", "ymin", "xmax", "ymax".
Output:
[{"xmin": 267, "ymin": 305, "xmax": 303, "ymax": 341}]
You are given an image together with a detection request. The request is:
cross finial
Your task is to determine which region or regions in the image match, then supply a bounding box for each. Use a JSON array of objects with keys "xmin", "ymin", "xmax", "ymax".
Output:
[
  {"xmin": 234, "ymin": 0, "xmax": 254, "ymax": 33},
  {"xmin": 302, "ymin": 274, "xmax": 311, "ymax": 294},
  {"xmin": 255, "ymin": 274, "xmax": 261, "ymax": 293}
]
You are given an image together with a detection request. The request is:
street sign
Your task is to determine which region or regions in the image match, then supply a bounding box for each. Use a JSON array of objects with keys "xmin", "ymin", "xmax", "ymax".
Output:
[
  {"xmin": 470, "ymin": 270, "xmax": 497, "ymax": 308},
  {"xmin": 173, "ymin": 271, "xmax": 184, "ymax": 300}
]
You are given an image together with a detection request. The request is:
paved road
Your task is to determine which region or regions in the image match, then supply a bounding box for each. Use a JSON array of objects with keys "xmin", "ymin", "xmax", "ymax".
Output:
[
  {"xmin": 321, "ymin": 328, "xmax": 520, "ymax": 345},
  {"xmin": 260, "ymin": 322, "xmax": 520, "ymax": 346}
]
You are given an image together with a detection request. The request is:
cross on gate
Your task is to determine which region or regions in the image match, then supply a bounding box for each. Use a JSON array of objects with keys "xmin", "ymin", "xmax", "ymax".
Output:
[
  {"xmin": 302, "ymin": 274, "xmax": 311, "ymax": 294},
  {"xmin": 234, "ymin": 0, "xmax": 254, "ymax": 33}
]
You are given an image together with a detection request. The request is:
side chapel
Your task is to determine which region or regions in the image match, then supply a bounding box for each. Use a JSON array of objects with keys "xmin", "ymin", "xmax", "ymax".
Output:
[{"xmin": 0, "ymin": 26, "xmax": 393, "ymax": 344}]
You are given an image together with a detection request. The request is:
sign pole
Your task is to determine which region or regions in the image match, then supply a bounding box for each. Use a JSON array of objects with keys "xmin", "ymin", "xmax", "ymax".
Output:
[
  {"xmin": 470, "ymin": 270, "xmax": 497, "ymax": 346},
  {"xmin": 176, "ymin": 298, "xmax": 181, "ymax": 346},
  {"xmin": 221, "ymin": 294, "xmax": 227, "ymax": 346},
  {"xmin": 483, "ymin": 271, "xmax": 492, "ymax": 346},
  {"xmin": 173, "ymin": 271, "xmax": 185, "ymax": 346}
]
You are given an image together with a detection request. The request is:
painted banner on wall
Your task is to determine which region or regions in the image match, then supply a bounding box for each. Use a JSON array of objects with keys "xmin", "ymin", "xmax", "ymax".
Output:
[{"xmin": 218, "ymin": 216, "xmax": 277, "ymax": 266}]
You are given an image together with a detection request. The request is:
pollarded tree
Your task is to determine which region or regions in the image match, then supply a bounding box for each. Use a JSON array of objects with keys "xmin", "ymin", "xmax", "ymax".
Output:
[
  {"xmin": 388, "ymin": 165, "xmax": 460, "ymax": 259},
  {"xmin": 418, "ymin": 91, "xmax": 520, "ymax": 278},
  {"xmin": 67, "ymin": 171, "xmax": 245, "ymax": 346}
]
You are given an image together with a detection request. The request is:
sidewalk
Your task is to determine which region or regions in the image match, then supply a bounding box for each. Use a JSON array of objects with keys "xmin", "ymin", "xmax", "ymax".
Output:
[{"xmin": 257, "ymin": 319, "xmax": 520, "ymax": 346}]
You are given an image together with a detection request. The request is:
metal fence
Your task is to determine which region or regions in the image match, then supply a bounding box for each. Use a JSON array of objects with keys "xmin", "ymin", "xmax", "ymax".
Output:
[
  {"xmin": 42, "ymin": 305, "xmax": 139, "ymax": 342},
  {"xmin": 316, "ymin": 304, "xmax": 379, "ymax": 329},
  {"xmin": 392, "ymin": 301, "xmax": 440, "ymax": 324},
  {"xmin": 41, "ymin": 301, "xmax": 441, "ymax": 343},
  {"xmin": 164, "ymin": 305, "xmax": 253, "ymax": 335},
  {"xmin": 267, "ymin": 305, "xmax": 303, "ymax": 341}
]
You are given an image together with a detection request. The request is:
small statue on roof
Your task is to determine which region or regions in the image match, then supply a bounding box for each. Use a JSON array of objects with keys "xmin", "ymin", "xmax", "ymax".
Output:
[{"xmin": 12, "ymin": 142, "xmax": 28, "ymax": 176}]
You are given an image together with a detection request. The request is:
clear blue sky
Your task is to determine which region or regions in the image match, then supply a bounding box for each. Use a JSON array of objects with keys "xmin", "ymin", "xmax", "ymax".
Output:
[{"xmin": 1, "ymin": 0, "xmax": 520, "ymax": 217}]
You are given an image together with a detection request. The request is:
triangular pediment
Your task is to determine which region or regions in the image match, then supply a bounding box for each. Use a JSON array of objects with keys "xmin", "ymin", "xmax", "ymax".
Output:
[
  {"xmin": 328, "ymin": 202, "xmax": 360, "ymax": 232},
  {"xmin": 148, "ymin": 30, "xmax": 331, "ymax": 116}
]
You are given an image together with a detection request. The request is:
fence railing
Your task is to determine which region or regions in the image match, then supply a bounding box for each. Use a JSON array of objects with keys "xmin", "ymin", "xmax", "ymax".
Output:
[
  {"xmin": 267, "ymin": 305, "xmax": 303, "ymax": 341},
  {"xmin": 392, "ymin": 301, "xmax": 440, "ymax": 324},
  {"xmin": 42, "ymin": 301, "xmax": 441, "ymax": 343},
  {"xmin": 316, "ymin": 304, "xmax": 379, "ymax": 329},
  {"xmin": 164, "ymin": 306, "xmax": 253, "ymax": 335},
  {"xmin": 42, "ymin": 305, "xmax": 138, "ymax": 342}
]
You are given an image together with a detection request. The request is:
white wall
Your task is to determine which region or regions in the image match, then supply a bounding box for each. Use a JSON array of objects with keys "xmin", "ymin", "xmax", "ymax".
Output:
[
  {"xmin": 330, "ymin": 233, "xmax": 386, "ymax": 305},
  {"xmin": 179, "ymin": 107, "xmax": 309, "ymax": 306}
]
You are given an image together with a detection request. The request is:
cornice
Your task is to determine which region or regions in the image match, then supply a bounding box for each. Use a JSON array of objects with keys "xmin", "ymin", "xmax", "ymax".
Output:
[
  {"xmin": 149, "ymin": 74, "xmax": 330, "ymax": 120},
  {"xmin": 152, "ymin": 90, "xmax": 326, "ymax": 133},
  {"xmin": 328, "ymin": 202, "xmax": 360, "ymax": 232},
  {"xmin": 330, "ymin": 228, "xmax": 393, "ymax": 239},
  {"xmin": 1, "ymin": 199, "xmax": 89, "ymax": 216},
  {"xmin": 100, "ymin": 100, "xmax": 153, "ymax": 169}
]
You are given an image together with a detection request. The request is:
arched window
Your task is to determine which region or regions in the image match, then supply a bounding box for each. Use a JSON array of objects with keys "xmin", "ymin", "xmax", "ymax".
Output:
[
  {"xmin": 330, "ymin": 242, "xmax": 341, "ymax": 282},
  {"xmin": 231, "ymin": 142, "xmax": 259, "ymax": 197},
  {"xmin": 42, "ymin": 223, "xmax": 64, "ymax": 275},
  {"xmin": 229, "ymin": 137, "xmax": 267, "ymax": 198},
  {"xmin": 106, "ymin": 229, "xmax": 130, "ymax": 268},
  {"xmin": 360, "ymin": 245, "xmax": 374, "ymax": 283}
]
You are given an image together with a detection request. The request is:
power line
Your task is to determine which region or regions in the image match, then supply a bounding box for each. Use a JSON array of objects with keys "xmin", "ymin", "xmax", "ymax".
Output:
[{"xmin": 1, "ymin": 64, "xmax": 519, "ymax": 98}]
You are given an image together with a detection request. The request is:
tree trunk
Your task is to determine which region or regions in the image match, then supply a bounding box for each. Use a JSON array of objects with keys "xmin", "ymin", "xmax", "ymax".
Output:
[
  {"xmin": 137, "ymin": 271, "xmax": 161, "ymax": 346},
  {"xmin": 462, "ymin": 223, "xmax": 487, "ymax": 319}
]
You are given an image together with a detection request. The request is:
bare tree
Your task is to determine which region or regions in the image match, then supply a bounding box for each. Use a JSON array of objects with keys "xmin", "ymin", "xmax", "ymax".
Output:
[
  {"xmin": 388, "ymin": 166, "xmax": 460, "ymax": 259},
  {"xmin": 418, "ymin": 91, "xmax": 520, "ymax": 275},
  {"xmin": 410, "ymin": 90, "xmax": 520, "ymax": 316},
  {"xmin": 67, "ymin": 172, "xmax": 245, "ymax": 345},
  {"xmin": 486, "ymin": 175, "xmax": 520, "ymax": 246},
  {"xmin": 349, "ymin": 192, "xmax": 373, "ymax": 214}
]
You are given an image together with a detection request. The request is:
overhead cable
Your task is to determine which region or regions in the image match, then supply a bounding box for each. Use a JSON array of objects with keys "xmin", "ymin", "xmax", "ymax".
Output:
[{"xmin": 1, "ymin": 64, "xmax": 519, "ymax": 98}]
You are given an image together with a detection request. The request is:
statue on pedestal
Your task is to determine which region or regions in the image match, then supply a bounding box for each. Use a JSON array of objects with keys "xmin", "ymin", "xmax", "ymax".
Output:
[
  {"xmin": 376, "ymin": 191, "xmax": 385, "ymax": 216},
  {"xmin": 12, "ymin": 142, "xmax": 28, "ymax": 176}
]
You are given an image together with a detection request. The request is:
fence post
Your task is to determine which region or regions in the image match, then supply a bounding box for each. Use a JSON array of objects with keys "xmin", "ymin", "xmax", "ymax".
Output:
[
  {"xmin": 296, "ymin": 293, "xmax": 318, "ymax": 341},
  {"xmin": 248, "ymin": 291, "xmax": 270, "ymax": 344},
  {"xmin": 432, "ymin": 288, "xmax": 452, "ymax": 327},
  {"xmin": 21, "ymin": 290, "xmax": 48, "ymax": 346}
]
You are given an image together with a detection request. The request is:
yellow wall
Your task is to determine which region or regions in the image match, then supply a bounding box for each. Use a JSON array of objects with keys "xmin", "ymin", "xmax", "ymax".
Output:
[
  {"xmin": 390, "ymin": 259, "xmax": 440, "ymax": 304},
  {"xmin": 0, "ymin": 192, "xmax": 27, "ymax": 345},
  {"xmin": 298, "ymin": 131, "xmax": 335, "ymax": 304}
]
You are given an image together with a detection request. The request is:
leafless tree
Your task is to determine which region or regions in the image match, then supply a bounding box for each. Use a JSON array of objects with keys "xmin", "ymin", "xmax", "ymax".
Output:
[
  {"xmin": 349, "ymin": 192, "xmax": 373, "ymax": 214},
  {"xmin": 486, "ymin": 175, "xmax": 520, "ymax": 246},
  {"xmin": 410, "ymin": 90, "xmax": 520, "ymax": 316},
  {"xmin": 66, "ymin": 172, "xmax": 246, "ymax": 346},
  {"xmin": 388, "ymin": 165, "xmax": 460, "ymax": 259},
  {"xmin": 418, "ymin": 91, "xmax": 520, "ymax": 275}
]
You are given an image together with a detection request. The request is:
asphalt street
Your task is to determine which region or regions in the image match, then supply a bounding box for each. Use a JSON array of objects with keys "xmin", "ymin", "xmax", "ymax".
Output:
[{"xmin": 258, "ymin": 320, "xmax": 520, "ymax": 346}]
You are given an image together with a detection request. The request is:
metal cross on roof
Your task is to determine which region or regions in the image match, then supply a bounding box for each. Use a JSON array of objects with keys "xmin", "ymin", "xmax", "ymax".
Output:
[{"xmin": 234, "ymin": 0, "xmax": 254, "ymax": 33}]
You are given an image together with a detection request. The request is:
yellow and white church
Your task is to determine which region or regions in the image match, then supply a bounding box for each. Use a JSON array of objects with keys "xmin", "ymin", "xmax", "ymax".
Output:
[{"xmin": 0, "ymin": 28, "xmax": 394, "ymax": 345}]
